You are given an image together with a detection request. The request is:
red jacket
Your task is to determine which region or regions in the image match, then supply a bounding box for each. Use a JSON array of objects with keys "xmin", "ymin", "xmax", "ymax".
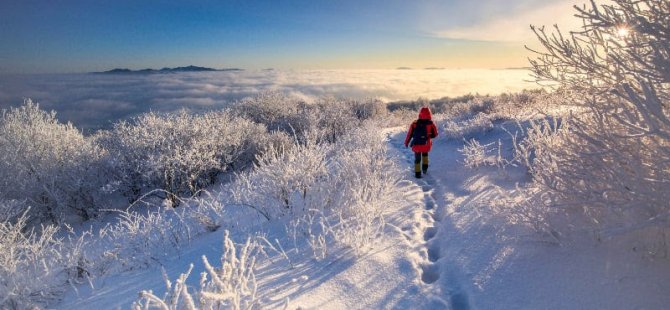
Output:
[{"xmin": 404, "ymin": 107, "xmax": 438, "ymax": 153}]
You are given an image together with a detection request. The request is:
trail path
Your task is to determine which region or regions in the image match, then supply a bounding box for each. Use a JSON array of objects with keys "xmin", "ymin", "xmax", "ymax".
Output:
[
  {"xmin": 388, "ymin": 124, "xmax": 477, "ymax": 309},
  {"xmin": 388, "ymin": 119, "xmax": 670, "ymax": 310}
]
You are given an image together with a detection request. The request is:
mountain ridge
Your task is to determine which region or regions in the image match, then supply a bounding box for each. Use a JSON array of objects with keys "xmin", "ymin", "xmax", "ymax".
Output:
[{"xmin": 94, "ymin": 65, "xmax": 243, "ymax": 74}]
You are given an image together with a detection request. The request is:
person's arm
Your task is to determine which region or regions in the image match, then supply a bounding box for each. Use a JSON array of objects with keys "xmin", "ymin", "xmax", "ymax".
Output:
[
  {"xmin": 404, "ymin": 123, "xmax": 415, "ymax": 147},
  {"xmin": 429, "ymin": 123, "xmax": 438, "ymax": 138}
]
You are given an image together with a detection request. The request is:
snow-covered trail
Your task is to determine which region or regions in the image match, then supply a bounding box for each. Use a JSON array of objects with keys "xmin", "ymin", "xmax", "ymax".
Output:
[
  {"xmin": 388, "ymin": 124, "xmax": 477, "ymax": 309},
  {"xmin": 389, "ymin": 119, "xmax": 670, "ymax": 310}
]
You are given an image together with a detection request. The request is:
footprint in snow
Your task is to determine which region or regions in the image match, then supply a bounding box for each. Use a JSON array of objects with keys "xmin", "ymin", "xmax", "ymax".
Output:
[
  {"xmin": 420, "ymin": 263, "xmax": 440, "ymax": 284},
  {"xmin": 423, "ymin": 226, "xmax": 437, "ymax": 241},
  {"xmin": 449, "ymin": 291, "xmax": 471, "ymax": 310},
  {"xmin": 424, "ymin": 198, "xmax": 435, "ymax": 210},
  {"xmin": 427, "ymin": 243, "xmax": 441, "ymax": 262}
]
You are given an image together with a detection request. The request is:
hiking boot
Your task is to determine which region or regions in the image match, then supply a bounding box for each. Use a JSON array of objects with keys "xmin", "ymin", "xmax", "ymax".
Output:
[
  {"xmin": 415, "ymin": 171, "xmax": 422, "ymax": 178},
  {"xmin": 422, "ymin": 164, "xmax": 428, "ymax": 174}
]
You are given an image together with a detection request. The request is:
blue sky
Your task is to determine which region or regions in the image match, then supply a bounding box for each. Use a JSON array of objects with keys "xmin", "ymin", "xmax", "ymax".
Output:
[{"xmin": 0, "ymin": 0, "xmax": 576, "ymax": 73}]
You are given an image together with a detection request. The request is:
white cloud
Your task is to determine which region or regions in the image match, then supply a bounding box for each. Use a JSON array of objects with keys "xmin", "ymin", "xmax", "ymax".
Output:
[
  {"xmin": 0, "ymin": 69, "xmax": 532, "ymax": 130},
  {"xmin": 434, "ymin": 1, "xmax": 592, "ymax": 42}
]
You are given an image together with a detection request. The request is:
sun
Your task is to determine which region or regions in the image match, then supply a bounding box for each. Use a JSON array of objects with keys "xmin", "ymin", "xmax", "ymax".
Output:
[{"xmin": 616, "ymin": 26, "xmax": 630, "ymax": 38}]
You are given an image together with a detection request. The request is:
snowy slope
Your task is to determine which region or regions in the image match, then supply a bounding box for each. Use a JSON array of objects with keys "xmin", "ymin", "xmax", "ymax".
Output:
[
  {"xmin": 58, "ymin": 119, "xmax": 670, "ymax": 309},
  {"xmin": 389, "ymin": 119, "xmax": 670, "ymax": 309},
  {"xmin": 57, "ymin": 125, "xmax": 432, "ymax": 309}
]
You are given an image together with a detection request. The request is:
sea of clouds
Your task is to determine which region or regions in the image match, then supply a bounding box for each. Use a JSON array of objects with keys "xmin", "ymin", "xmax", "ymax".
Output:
[{"xmin": 0, "ymin": 69, "xmax": 532, "ymax": 130}]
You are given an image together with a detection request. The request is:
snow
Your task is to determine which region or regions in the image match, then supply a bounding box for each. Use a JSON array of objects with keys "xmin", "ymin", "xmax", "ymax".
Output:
[
  {"xmin": 394, "ymin": 119, "xmax": 670, "ymax": 309},
  {"xmin": 57, "ymin": 118, "xmax": 670, "ymax": 309}
]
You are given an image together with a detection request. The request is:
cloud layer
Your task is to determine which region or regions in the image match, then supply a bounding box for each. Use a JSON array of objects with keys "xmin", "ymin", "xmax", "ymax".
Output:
[{"xmin": 0, "ymin": 69, "xmax": 532, "ymax": 130}]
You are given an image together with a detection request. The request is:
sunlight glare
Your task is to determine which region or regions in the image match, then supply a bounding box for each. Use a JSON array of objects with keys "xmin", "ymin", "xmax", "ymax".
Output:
[{"xmin": 616, "ymin": 26, "xmax": 630, "ymax": 38}]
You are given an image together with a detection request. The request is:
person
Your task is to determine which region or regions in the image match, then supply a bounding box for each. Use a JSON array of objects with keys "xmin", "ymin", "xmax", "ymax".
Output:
[{"xmin": 404, "ymin": 107, "xmax": 438, "ymax": 178}]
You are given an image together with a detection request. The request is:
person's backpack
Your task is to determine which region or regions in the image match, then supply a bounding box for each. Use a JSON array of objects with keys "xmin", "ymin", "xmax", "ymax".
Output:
[{"xmin": 411, "ymin": 121, "xmax": 429, "ymax": 146}]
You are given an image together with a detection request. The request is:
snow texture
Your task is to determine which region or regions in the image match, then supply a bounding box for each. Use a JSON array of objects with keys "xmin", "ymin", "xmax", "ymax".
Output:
[{"xmin": 55, "ymin": 118, "xmax": 670, "ymax": 309}]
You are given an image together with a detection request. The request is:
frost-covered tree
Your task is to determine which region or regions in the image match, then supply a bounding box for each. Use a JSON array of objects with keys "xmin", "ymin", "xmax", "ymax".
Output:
[
  {"xmin": 528, "ymin": 0, "xmax": 670, "ymax": 231},
  {"xmin": 0, "ymin": 100, "xmax": 106, "ymax": 224}
]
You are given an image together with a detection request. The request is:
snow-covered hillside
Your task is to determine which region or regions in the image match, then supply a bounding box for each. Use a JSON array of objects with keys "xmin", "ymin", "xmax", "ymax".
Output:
[
  {"xmin": 3, "ymin": 1, "xmax": 670, "ymax": 308},
  {"xmin": 55, "ymin": 115, "xmax": 670, "ymax": 309}
]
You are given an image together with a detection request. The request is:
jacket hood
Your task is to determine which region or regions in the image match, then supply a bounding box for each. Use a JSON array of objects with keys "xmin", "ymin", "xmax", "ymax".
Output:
[{"xmin": 418, "ymin": 107, "xmax": 432, "ymax": 120}]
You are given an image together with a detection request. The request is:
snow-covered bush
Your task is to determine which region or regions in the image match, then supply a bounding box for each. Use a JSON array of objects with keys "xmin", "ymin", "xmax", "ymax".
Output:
[
  {"xmin": 504, "ymin": 118, "xmax": 562, "ymax": 173},
  {"xmin": 0, "ymin": 199, "xmax": 27, "ymax": 223},
  {"xmin": 387, "ymin": 91, "xmax": 552, "ymax": 123},
  {"xmin": 100, "ymin": 110, "xmax": 268, "ymax": 203},
  {"xmin": 347, "ymin": 98, "xmax": 387, "ymax": 121},
  {"xmin": 312, "ymin": 97, "xmax": 363, "ymax": 143},
  {"xmin": 459, "ymin": 139, "xmax": 488, "ymax": 169},
  {"xmin": 232, "ymin": 92, "xmax": 386, "ymax": 145},
  {"xmin": 323, "ymin": 125, "xmax": 396, "ymax": 253},
  {"xmin": 230, "ymin": 141, "xmax": 330, "ymax": 219},
  {"xmin": 133, "ymin": 231, "xmax": 260, "ymax": 310},
  {"xmin": 443, "ymin": 113, "xmax": 494, "ymax": 140},
  {"xmin": 0, "ymin": 100, "xmax": 107, "ymax": 224},
  {"xmin": 100, "ymin": 208, "xmax": 193, "ymax": 269},
  {"xmin": 487, "ymin": 186, "xmax": 560, "ymax": 243},
  {"xmin": 528, "ymin": 0, "xmax": 670, "ymax": 234},
  {"xmin": 99, "ymin": 192, "xmax": 226, "ymax": 270},
  {"xmin": 458, "ymin": 139, "xmax": 506, "ymax": 169},
  {"xmin": 386, "ymin": 94, "xmax": 477, "ymax": 116},
  {"xmin": 488, "ymin": 89, "xmax": 550, "ymax": 120},
  {"xmin": 0, "ymin": 213, "xmax": 88, "ymax": 308},
  {"xmin": 230, "ymin": 121, "xmax": 398, "ymax": 257},
  {"xmin": 230, "ymin": 91, "xmax": 314, "ymax": 142},
  {"xmin": 462, "ymin": 97, "xmax": 495, "ymax": 116},
  {"xmin": 238, "ymin": 122, "xmax": 397, "ymax": 258},
  {"xmin": 289, "ymin": 125, "xmax": 396, "ymax": 257},
  {"xmin": 383, "ymin": 108, "xmax": 417, "ymax": 128}
]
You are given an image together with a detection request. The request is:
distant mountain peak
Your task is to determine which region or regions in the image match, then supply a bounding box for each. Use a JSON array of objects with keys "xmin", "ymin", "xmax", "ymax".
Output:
[{"xmin": 95, "ymin": 65, "xmax": 243, "ymax": 74}]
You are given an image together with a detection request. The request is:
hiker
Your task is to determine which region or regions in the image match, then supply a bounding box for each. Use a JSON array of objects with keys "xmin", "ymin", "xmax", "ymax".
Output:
[{"xmin": 404, "ymin": 107, "xmax": 438, "ymax": 178}]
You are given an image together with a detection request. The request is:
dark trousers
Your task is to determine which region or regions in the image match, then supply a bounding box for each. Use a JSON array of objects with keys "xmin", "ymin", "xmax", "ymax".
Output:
[{"xmin": 414, "ymin": 152, "xmax": 429, "ymax": 174}]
